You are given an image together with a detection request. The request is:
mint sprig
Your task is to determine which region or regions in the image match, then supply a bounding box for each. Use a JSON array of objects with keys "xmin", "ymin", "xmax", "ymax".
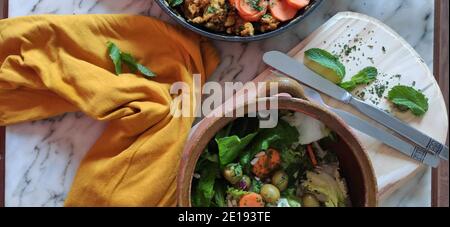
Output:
[
  {"xmin": 106, "ymin": 41, "xmax": 156, "ymax": 79},
  {"xmin": 388, "ymin": 85, "xmax": 429, "ymax": 116},
  {"xmin": 340, "ymin": 67, "xmax": 378, "ymax": 91}
]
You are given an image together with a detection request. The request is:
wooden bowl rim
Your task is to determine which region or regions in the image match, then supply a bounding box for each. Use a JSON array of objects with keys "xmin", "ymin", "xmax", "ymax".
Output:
[{"xmin": 178, "ymin": 97, "xmax": 378, "ymax": 207}]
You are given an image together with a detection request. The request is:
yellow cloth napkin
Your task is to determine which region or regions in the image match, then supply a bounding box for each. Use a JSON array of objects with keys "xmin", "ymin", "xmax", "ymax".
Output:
[{"xmin": 0, "ymin": 15, "xmax": 219, "ymax": 206}]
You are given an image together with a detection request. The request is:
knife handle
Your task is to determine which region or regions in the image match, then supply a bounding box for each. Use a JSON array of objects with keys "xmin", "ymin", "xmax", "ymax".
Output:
[
  {"xmin": 332, "ymin": 108, "xmax": 440, "ymax": 167},
  {"xmin": 349, "ymin": 97, "xmax": 448, "ymax": 160}
]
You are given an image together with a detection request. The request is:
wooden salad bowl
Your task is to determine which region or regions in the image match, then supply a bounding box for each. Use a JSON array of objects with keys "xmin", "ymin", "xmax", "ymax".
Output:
[{"xmin": 178, "ymin": 73, "xmax": 378, "ymax": 207}]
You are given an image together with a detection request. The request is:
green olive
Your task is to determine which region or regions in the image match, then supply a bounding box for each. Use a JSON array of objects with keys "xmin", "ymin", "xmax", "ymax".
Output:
[
  {"xmin": 236, "ymin": 175, "xmax": 252, "ymax": 190},
  {"xmin": 260, "ymin": 184, "xmax": 280, "ymax": 203},
  {"xmin": 302, "ymin": 194, "xmax": 321, "ymax": 207},
  {"xmin": 223, "ymin": 163, "xmax": 243, "ymax": 184},
  {"xmin": 271, "ymin": 170, "xmax": 289, "ymax": 191}
]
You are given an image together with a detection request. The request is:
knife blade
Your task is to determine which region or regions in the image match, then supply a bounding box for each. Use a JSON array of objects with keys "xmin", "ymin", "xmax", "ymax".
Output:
[
  {"xmin": 329, "ymin": 104, "xmax": 439, "ymax": 167},
  {"xmin": 263, "ymin": 51, "xmax": 449, "ymax": 161}
]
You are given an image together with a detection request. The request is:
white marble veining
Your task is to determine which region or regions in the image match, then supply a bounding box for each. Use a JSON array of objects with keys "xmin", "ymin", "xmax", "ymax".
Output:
[{"xmin": 5, "ymin": 0, "xmax": 435, "ymax": 206}]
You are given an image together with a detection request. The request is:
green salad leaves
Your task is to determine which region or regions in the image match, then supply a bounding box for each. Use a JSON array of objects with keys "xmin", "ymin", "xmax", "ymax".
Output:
[
  {"xmin": 192, "ymin": 118, "xmax": 301, "ymax": 206},
  {"xmin": 216, "ymin": 132, "xmax": 258, "ymax": 167},
  {"xmin": 192, "ymin": 162, "xmax": 219, "ymax": 207},
  {"xmin": 106, "ymin": 41, "xmax": 156, "ymax": 78},
  {"xmin": 388, "ymin": 85, "xmax": 429, "ymax": 116}
]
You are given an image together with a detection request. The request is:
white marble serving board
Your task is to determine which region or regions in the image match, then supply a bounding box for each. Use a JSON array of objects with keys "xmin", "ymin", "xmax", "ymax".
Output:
[{"xmin": 273, "ymin": 11, "xmax": 448, "ymax": 200}]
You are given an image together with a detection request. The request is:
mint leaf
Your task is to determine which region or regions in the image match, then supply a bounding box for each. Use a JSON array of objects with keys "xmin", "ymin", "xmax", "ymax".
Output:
[
  {"xmin": 304, "ymin": 48, "xmax": 346, "ymax": 84},
  {"xmin": 340, "ymin": 67, "xmax": 378, "ymax": 91},
  {"xmin": 120, "ymin": 52, "xmax": 138, "ymax": 73},
  {"xmin": 216, "ymin": 132, "xmax": 258, "ymax": 167},
  {"xmin": 122, "ymin": 52, "xmax": 156, "ymax": 78},
  {"xmin": 106, "ymin": 41, "xmax": 156, "ymax": 78},
  {"xmin": 388, "ymin": 85, "xmax": 429, "ymax": 116},
  {"xmin": 137, "ymin": 63, "xmax": 156, "ymax": 78},
  {"xmin": 107, "ymin": 42, "xmax": 122, "ymax": 75},
  {"xmin": 167, "ymin": 0, "xmax": 183, "ymax": 7}
]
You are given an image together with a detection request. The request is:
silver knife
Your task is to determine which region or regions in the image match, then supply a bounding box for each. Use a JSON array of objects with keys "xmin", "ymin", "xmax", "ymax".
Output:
[
  {"xmin": 263, "ymin": 51, "xmax": 449, "ymax": 161},
  {"xmin": 301, "ymin": 85, "xmax": 440, "ymax": 167}
]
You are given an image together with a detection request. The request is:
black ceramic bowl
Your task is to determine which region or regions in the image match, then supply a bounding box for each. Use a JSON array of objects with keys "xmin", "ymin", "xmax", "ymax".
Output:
[{"xmin": 156, "ymin": 0, "xmax": 323, "ymax": 42}]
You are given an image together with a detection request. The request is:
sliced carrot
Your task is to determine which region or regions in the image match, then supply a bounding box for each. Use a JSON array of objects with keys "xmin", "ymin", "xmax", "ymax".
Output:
[
  {"xmin": 269, "ymin": 0, "xmax": 298, "ymax": 22},
  {"xmin": 287, "ymin": 0, "xmax": 310, "ymax": 10},
  {"xmin": 239, "ymin": 193, "xmax": 265, "ymax": 207},
  {"xmin": 252, "ymin": 148, "xmax": 281, "ymax": 178},
  {"xmin": 236, "ymin": 0, "xmax": 268, "ymax": 22},
  {"xmin": 240, "ymin": 10, "xmax": 265, "ymax": 22},
  {"xmin": 307, "ymin": 144, "xmax": 318, "ymax": 167},
  {"xmin": 239, "ymin": 0, "xmax": 268, "ymax": 16}
]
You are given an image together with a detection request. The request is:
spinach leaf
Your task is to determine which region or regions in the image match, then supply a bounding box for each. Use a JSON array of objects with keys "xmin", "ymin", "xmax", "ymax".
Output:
[
  {"xmin": 212, "ymin": 181, "xmax": 227, "ymax": 207},
  {"xmin": 388, "ymin": 85, "xmax": 429, "ymax": 116},
  {"xmin": 216, "ymin": 132, "xmax": 258, "ymax": 167},
  {"xmin": 239, "ymin": 119, "xmax": 299, "ymax": 169},
  {"xmin": 192, "ymin": 162, "xmax": 218, "ymax": 207},
  {"xmin": 195, "ymin": 148, "xmax": 218, "ymax": 172},
  {"xmin": 340, "ymin": 67, "xmax": 378, "ymax": 91}
]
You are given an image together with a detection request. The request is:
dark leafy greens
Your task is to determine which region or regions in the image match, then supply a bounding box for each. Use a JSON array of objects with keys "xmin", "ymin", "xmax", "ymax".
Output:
[{"xmin": 192, "ymin": 162, "xmax": 219, "ymax": 207}]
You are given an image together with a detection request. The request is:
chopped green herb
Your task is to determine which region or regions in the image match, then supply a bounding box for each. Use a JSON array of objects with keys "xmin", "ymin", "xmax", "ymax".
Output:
[
  {"xmin": 374, "ymin": 84, "xmax": 387, "ymax": 98},
  {"xmin": 248, "ymin": 0, "xmax": 264, "ymax": 11},
  {"xmin": 207, "ymin": 6, "xmax": 218, "ymax": 14}
]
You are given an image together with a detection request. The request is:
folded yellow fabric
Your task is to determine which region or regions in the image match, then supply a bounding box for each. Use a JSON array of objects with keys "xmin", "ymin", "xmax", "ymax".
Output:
[{"xmin": 0, "ymin": 15, "xmax": 219, "ymax": 206}]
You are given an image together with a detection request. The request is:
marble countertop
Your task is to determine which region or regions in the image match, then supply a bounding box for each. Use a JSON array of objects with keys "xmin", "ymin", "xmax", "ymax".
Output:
[{"xmin": 4, "ymin": 0, "xmax": 435, "ymax": 207}]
